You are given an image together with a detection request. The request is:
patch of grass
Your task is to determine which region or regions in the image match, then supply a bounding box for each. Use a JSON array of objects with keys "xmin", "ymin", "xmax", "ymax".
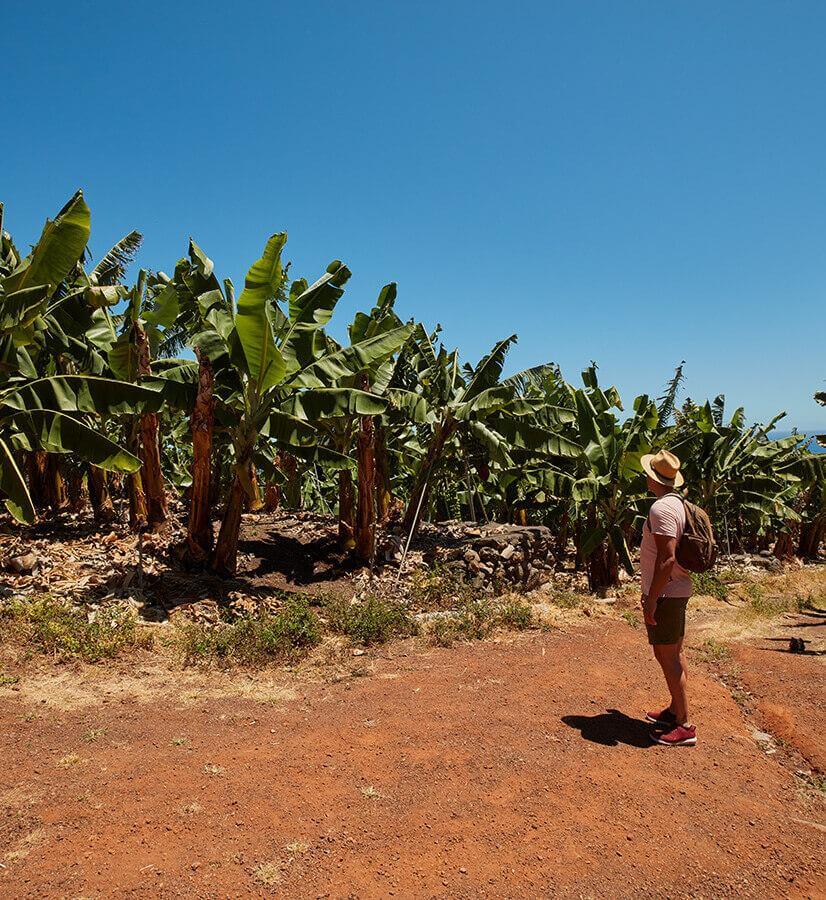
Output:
[
  {"xmin": 548, "ymin": 589, "xmax": 585, "ymax": 609},
  {"xmin": 695, "ymin": 638, "xmax": 731, "ymax": 663},
  {"xmin": 83, "ymin": 727, "xmax": 107, "ymax": 743},
  {"xmin": 497, "ymin": 597, "xmax": 533, "ymax": 630},
  {"xmin": 0, "ymin": 673, "xmax": 19, "ymax": 686},
  {"xmin": 325, "ymin": 595, "xmax": 417, "ymax": 645},
  {"xmin": 429, "ymin": 595, "xmax": 531, "ymax": 645},
  {"xmin": 171, "ymin": 736, "xmax": 189, "ymax": 747},
  {"xmin": 253, "ymin": 862, "xmax": 283, "ymax": 887},
  {"xmin": 203, "ymin": 764, "xmax": 225, "ymax": 776},
  {"xmin": 621, "ymin": 610, "xmax": 640, "ymax": 629},
  {"xmin": 178, "ymin": 596, "xmax": 321, "ymax": 666},
  {"xmin": 408, "ymin": 564, "xmax": 469, "ymax": 610},
  {"xmin": 743, "ymin": 582, "xmax": 815, "ymax": 618},
  {"xmin": 57, "ymin": 753, "xmax": 82, "ymax": 768},
  {"xmin": 717, "ymin": 568, "xmax": 742, "ymax": 584},
  {"xmin": 0, "ymin": 596, "xmax": 151, "ymax": 662},
  {"xmin": 692, "ymin": 571, "xmax": 730, "ymax": 602},
  {"xmin": 430, "ymin": 616, "xmax": 460, "ymax": 647}
]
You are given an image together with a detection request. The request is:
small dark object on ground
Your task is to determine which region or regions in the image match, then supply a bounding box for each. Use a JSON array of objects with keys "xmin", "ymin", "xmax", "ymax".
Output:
[{"xmin": 789, "ymin": 637, "xmax": 806, "ymax": 653}]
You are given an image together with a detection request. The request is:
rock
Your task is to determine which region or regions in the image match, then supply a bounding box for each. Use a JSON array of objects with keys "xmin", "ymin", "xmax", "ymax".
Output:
[
  {"xmin": 463, "ymin": 549, "xmax": 481, "ymax": 565},
  {"xmin": 5, "ymin": 553, "xmax": 37, "ymax": 574},
  {"xmin": 592, "ymin": 596, "xmax": 617, "ymax": 605},
  {"xmin": 500, "ymin": 544, "xmax": 516, "ymax": 561},
  {"xmin": 752, "ymin": 730, "xmax": 773, "ymax": 744}
]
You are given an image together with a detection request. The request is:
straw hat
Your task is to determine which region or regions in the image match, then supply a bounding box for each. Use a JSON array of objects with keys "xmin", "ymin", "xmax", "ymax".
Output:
[{"xmin": 641, "ymin": 449, "xmax": 685, "ymax": 488}]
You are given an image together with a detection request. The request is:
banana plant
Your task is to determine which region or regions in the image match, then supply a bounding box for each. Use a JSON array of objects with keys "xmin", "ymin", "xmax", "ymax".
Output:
[
  {"xmin": 283, "ymin": 283, "xmax": 412, "ymax": 557},
  {"xmin": 0, "ymin": 192, "xmax": 163, "ymax": 523},
  {"xmin": 561, "ymin": 367, "xmax": 658, "ymax": 590},
  {"xmin": 393, "ymin": 329, "xmax": 579, "ymax": 536},
  {"xmin": 169, "ymin": 232, "xmax": 398, "ymax": 575}
]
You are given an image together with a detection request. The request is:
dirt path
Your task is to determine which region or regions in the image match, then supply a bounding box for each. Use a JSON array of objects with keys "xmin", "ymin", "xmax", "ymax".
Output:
[{"xmin": 1, "ymin": 620, "xmax": 824, "ymax": 899}]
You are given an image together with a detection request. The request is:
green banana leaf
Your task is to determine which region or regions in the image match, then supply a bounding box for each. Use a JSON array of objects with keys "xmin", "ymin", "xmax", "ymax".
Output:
[
  {"xmin": 3, "ymin": 191, "xmax": 90, "ymax": 296},
  {"xmin": 0, "ymin": 437, "xmax": 35, "ymax": 523},
  {"xmin": 235, "ymin": 233, "xmax": 287, "ymax": 393}
]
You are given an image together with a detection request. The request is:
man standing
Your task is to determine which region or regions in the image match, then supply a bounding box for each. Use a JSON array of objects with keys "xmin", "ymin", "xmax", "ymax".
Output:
[{"xmin": 639, "ymin": 450, "xmax": 696, "ymax": 747}]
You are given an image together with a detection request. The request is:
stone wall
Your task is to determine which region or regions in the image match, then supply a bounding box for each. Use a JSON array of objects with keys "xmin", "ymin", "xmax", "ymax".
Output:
[{"xmin": 420, "ymin": 522, "xmax": 555, "ymax": 593}]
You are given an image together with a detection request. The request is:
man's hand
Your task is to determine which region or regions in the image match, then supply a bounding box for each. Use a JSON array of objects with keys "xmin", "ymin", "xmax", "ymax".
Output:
[{"xmin": 642, "ymin": 593, "xmax": 658, "ymax": 626}]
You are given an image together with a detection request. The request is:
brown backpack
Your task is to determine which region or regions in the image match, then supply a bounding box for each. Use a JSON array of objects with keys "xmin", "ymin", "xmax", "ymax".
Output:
[
  {"xmin": 648, "ymin": 494, "xmax": 718, "ymax": 573},
  {"xmin": 674, "ymin": 495, "xmax": 718, "ymax": 573}
]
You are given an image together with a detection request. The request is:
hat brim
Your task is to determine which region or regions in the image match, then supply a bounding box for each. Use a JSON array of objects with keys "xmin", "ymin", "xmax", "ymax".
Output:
[{"xmin": 641, "ymin": 453, "xmax": 685, "ymax": 488}]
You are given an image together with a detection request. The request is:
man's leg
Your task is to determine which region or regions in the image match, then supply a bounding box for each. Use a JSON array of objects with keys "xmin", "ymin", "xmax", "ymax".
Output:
[{"xmin": 653, "ymin": 640, "xmax": 689, "ymax": 724}]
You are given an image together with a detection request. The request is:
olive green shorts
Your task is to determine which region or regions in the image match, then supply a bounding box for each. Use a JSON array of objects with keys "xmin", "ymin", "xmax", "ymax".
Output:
[{"xmin": 646, "ymin": 597, "xmax": 689, "ymax": 645}]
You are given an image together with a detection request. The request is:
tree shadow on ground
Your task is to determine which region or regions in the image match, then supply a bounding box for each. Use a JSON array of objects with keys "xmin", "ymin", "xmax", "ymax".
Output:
[{"xmin": 561, "ymin": 709, "xmax": 655, "ymax": 748}]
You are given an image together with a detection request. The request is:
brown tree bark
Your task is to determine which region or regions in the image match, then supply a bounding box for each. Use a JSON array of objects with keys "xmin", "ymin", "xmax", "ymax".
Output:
[
  {"xmin": 186, "ymin": 348, "xmax": 214, "ymax": 564},
  {"xmin": 87, "ymin": 465, "xmax": 116, "ymax": 522},
  {"xmin": 587, "ymin": 540, "xmax": 620, "ymax": 591},
  {"xmin": 126, "ymin": 421, "xmax": 147, "ymax": 530},
  {"xmin": 355, "ymin": 375, "xmax": 377, "ymax": 564},
  {"xmin": 25, "ymin": 451, "xmax": 49, "ymax": 511},
  {"xmin": 282, "ymin": 453, "xmax": 301, "ymax": 509},
  {"xmin": 773, "ymin": 532, "xmax": 796, "ymax": 561},
  {"xmin": 338, "ymin": 468, "xmax": 355, "ymax": 547},
  {"xmin": 210, "ymin": 473, "xmax": 245, "ymax": 576},
  {"xmin": 66, "ymin": 467, "xmax": 87, "ymax": 513},
  {"xmin": 263, "ymin": 454, "xmax": 281, "ymax": 513},
  {"xmin": 133, "ymin": 320, "xmax": 168, "ymax": 529},
  {"xmin": 375, "ymin": 424, "xmax": 392, "ymax": 524},
  {"xmin": 247, "ymin": 462, "xmax": 263, "ymax": 512},
  {"xmin": 44, "ymin": 453, "xmax": 68, "ymax": 513},
  {"xmin": 798, "ymin": 515, "xmax": 825, "ymax": 559}
]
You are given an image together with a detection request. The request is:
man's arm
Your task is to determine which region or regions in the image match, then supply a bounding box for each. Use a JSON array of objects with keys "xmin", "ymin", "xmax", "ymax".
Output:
[{"xmin": 642, "ymin": 534, "xmax": 678, "ymax": 625}]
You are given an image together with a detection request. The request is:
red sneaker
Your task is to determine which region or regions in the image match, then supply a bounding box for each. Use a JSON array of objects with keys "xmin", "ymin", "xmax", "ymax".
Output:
[
  {"xmin": 656, "ymin": 724, "xmax": 697, "ymax": 746},
  {"xmin": 645, "ymin": 707, "xmax": 677, "ymax": 727}
]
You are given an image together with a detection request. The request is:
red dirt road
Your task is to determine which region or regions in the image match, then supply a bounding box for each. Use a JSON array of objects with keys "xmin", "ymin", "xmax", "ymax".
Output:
[{"xmin": 1, "ymin": 621, "xmax": 824, "ymax": 899}]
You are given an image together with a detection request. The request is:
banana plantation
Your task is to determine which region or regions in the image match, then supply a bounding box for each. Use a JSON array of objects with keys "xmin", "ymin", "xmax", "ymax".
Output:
[{"xmin": 1, "ymin": 192, "xmax": 824, "ymax": 591}]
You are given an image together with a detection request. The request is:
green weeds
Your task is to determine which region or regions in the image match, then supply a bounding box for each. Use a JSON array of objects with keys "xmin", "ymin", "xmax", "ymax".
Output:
[
  {"xmin": 0, "ymin": 596, "xmax": 151, "ymax": 662},
  {"xmin": 428, "ymin": 595, "xmax": 534, "ymax": 646},
  {"xmin": 324, "ymin": 595, "xmax": 417, "ymax": 645},
  {"xmin": 695, "ymin": 638, "xmax": 731, "ymax": 663},
  {"xmin": 178, "ymin": 596, "xmax": 321, "ymax": 666},
  {"xmin": 692, "ymin": 571, "xmax": 731, "ymax": 602}
]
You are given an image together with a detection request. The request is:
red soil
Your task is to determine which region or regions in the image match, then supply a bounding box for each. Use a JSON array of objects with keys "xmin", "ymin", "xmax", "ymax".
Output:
[{"xmin": 1, "ymin": 621, "xmax": 824, "ymax": 898}]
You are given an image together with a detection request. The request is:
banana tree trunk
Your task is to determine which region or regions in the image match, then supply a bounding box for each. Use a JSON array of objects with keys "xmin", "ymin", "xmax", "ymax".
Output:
[
  {"xmin": 282, "ymin": 453, "xmax": 301, "ymax": 508},
  {"xmin": 186, "ymin": 348, "xmax": 214, "ymax": 563},
  {"xmin": 87, "ymin": 465, "xmax": 115, "ymax": 522},
  {"xmin": 375, "ymin": 424, "xmax": 392, "ymax": 524},
  {"xmin": 44, "ymin": 453, "xmax": 68, "ymax": 514},
  {"xmin": 25, "ymin": 450, "xmax": 49, "ymax": 511},
  {"xmin": 798, "ymin": 514, "xmax": 825, "ymax": 559},
  {"xmin": 355, "ymin": 396, "xmax": 377, "ymax": 564},
  {"xmin": 401, "ymin": 418, "xmax": 456, "ymax": 537},
  {"xmin": 247, "ymin": 462, "xmax": 263, "ymax": 511},
  {"xmin": 338, "ymin": 469, "xmax": 355, "ymax": 547},
  {"xmin": 773, "ymin": 532, "xmax": 796, "ymax": 561},
  {"xmin": 126, "ymin": 421, "xmax": 147, "ymax": 530},
  {"xmin": 587, "ymin": 540, "xmax": 619, "ymax": 591},
  {"xmin": 133, "ymin": 321, "xmax": 168, "ymax": 529},
  {"xmin": 66, "ymin": 468, "xmax": 86, "ymax": 513},
  {"xmin": 210, "ymin": 473, "xmax": 245, "ymax": 576},
  {"xmin": 264, "ymin": 481, "xmax": 280, "ymax": 512}
]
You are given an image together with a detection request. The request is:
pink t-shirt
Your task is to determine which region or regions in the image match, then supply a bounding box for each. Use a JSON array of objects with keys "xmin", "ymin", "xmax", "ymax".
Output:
[{"xmin": 640, "ymin": 495, "xmax": 693, "ymax": 598}]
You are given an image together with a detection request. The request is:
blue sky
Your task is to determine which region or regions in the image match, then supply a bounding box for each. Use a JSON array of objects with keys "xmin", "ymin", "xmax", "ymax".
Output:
[{"xmin": 5, "ymin": 1, "xmax": 825, "ymax": 431}]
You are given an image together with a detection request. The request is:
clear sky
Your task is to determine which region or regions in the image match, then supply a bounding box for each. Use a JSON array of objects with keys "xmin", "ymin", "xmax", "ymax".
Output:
[{"xmin": 5, "ymin": 1, "xmax": 825, "ymax": 431}]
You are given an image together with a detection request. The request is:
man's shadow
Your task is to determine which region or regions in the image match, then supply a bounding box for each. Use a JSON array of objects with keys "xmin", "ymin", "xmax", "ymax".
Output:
[{"xmin": 561, "ymin": 709, "xmax": 655, "ymax": 748}]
